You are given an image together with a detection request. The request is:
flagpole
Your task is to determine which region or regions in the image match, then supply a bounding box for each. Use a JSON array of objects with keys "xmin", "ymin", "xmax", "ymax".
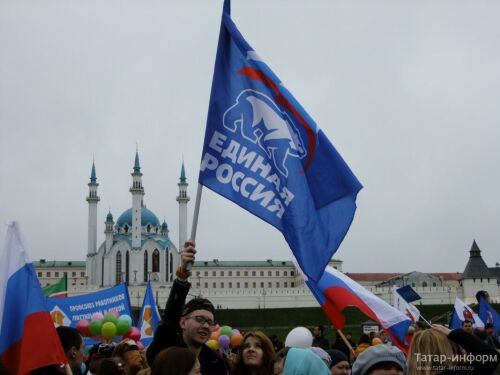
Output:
[
  {"xmin": 337, "ymin": 329, "xmax": 356, "ymax": 359},
  {"xmin": 186, "ymin": 183, "xmax": 203, "ymax": 271}
]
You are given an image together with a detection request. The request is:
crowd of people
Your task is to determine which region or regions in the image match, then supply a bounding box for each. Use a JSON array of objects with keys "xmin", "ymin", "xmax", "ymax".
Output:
[{"xmin": 1, "ymin": 241, "xmax": 499, "ymax": 375}]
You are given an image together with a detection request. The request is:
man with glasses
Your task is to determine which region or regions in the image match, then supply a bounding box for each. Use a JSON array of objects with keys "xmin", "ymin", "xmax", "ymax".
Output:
[{"xmin": 147, "ymin": 241, "xmax": 229, "ymax": 374}]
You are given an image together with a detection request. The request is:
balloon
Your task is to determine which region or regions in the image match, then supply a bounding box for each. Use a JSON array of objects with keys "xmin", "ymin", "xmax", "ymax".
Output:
[
  {"xmin": 116, "ymin": 319, "xmax": 132, "ymax": 335},
  {"xmin": 210, "ymin": 330, "xmax": 220, "ymax": 341},
  {"xmin": 284, "ymin": 327, "xmax": 313, "ymax": 348},
  {"xmin": 230, "ymin": 333, "xmax": 243, "ymax": 348},
  {"xmin": 107, "ymin": 309, "xmax": 120, "ymax": 317},
  {"xmin": 125, "ymin": 327, "xmax": 141, "ymax": 342},
  {"xmin": 89, "ymin": 320, "xmax": 103, "ymax": 336},
  {"xmin": 211, "ymin": 324, "xmax": 220, "ymax": 332},
  {"xmin": 206, "ymin": 339, "xmax": 219, "ymax": 350},
  {"xmin": 101, "ymin": 322, "xmax": 117, "ymax": 339},
  {"xmin": 103, "ymin": 313, "xmax": 119, "ymax": 325},
  {"xmin": 219, "ymin": 325, "xmax": 233, "ymax": 337},
  {"xmin": 76, "ymin": 320, "xmax": 90, "ymax": 336},
  {"xmin": 118, "ymin": 314, "xmax": 133, "ymax": 325},
  {"xmin": 136, "ymin": 341, "xmax": 145, "ymax": 351},
  {"xmin": 91, "ymin": 312, "xmax": 104, "ymax": 321},
  {"xmin": 218, "ymin": 334, "xmax": 230, "ymax": 349},
  {"xmin": 232, "ymin": 328, "xmax": 240, "ymax": 336}
]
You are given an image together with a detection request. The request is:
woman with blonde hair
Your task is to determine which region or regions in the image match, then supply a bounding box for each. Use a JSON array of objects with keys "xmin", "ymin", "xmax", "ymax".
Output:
[
  {"xmin": 232, "ymin": 331, "xmax": 276, "ymax": 375},
  {"xmin": 408, "ymin": 324, "xmax": 498, "ymax": 375}
]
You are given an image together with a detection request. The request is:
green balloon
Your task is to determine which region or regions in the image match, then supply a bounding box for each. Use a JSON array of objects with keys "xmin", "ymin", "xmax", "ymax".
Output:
[
  {"xmin": 220, "ymin": 325, "xmax": 233, "ymax": 337},
  {"xmin": 103, "ymin": 313, "xmax": 119, "ymax": 325},
  {"xmin": 116, "ymin": 319, "xmax": 131, "ymax": 335},
  {"xmin": 101, "ymin": 322, "xmax": 117, "ymax": 339},
  {"xmin": 89, "ymin": 320, "xmax": 103, "ymax": 336}
]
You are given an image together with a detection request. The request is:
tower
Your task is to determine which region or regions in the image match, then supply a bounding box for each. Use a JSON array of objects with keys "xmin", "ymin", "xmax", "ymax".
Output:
[
  {"xmin": 130, "ymin": 151, "xmax": 145, "ymax": 250},
  {"xmin": 176, "ymin": 162, "xmax": 190, "ymax": 250},
  {"xmin": 86, "ymin": 162, "xmax": 100, "ymax": 255},
  {"xmin": 105, "ymin": 211, "xmax": 114, "ymax": 253}
]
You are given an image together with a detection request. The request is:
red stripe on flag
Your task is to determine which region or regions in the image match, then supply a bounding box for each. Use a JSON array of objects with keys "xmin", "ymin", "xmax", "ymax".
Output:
[{"xmin": 1, "ymin": 312, "xmax": 67, "ymax": 375}]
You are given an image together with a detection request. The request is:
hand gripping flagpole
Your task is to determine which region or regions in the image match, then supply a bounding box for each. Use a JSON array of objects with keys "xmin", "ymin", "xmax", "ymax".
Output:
[{"xmin": 185, "ymin": 183, "xmax": 203, "ymax": 272}]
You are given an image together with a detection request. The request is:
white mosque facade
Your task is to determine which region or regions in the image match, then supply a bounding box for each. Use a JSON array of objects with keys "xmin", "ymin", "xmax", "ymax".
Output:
[{"xmin": 85, "ymin": 152, "xmax": 188, "ymax": 288}]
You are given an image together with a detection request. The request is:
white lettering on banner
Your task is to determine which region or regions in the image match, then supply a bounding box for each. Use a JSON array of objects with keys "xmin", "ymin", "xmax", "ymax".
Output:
[{"xmin": 201, "ymin": 131, "xmax": 296, "ymax": 219}]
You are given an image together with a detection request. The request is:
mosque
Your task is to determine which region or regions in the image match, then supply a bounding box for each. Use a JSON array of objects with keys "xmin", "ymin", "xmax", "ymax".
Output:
[{"xmin": 85, "ymin": 151, "xmax": 188, "ymax": 287}]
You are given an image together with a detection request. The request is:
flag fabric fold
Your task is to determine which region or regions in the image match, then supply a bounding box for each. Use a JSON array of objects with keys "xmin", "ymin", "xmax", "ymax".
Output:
[
  {"xmin": 307, "ymin": 266, "xmax": 411, "ymax": 352},
  {"xmin": 198, "ymin": 0, "xmax": 362, "ymax": 282},
  {"xmin": 478, "ymin": 297, "xmax": 500, "ymax": 332},
  {"xmin": 42, "ymin": 275, "xmax": 67, "ymax": 298},
  {"xmin": 0, "ymin": 222, "xmax": 67, "ymax": 375},
  {"xmin": 137, "ymin": 281, "xmax": 161, "ymax": 346},
  {"xmin": 393, "ymin": 287, "xmax": 420, "ymax": 322},
  {"xmin": 449, "ymin": 297, "xmax": 484, "ymax": 330}
]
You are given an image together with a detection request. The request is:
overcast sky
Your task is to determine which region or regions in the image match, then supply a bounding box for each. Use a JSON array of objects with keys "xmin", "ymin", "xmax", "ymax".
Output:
[{"xmin": 1, "ymin": 0, "xmax": 499, "ymax": 273}]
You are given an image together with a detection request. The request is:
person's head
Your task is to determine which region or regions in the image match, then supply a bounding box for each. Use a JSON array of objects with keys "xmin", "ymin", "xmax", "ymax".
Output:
[
  {"xmin": 379, "ymin": 331, "xmax": 388, "ymax": 343},
  {"xmin": 282, "ymin": 348, "xmax": 330, "ymax": 375},
  {"xmin": 413, "ymin": 322, "xmax": 426, "ymax": 333},
  {"xmin": 98, "ymin": 357, "xmax": 126, "ymax": 375},
  {"xmin": 88, "ymin": 343, "xmax": 115, "ymax": 374},
  {"xmin": 313, "ymin": 325, "xmax": 325, "ymax": 338},
  {"xmin": 327, "ymin": 349, "xmax": 350, "ymax": 375},
  {"xmin": 233, "ymin": 331, "xmax": 275, "ymax": 374},
  {"xmin": 485, "ymin": 323, "xmax": 494, "ymax": 336},
  {"xmin": 476, "ymin": 290, "xmax": 490, "ymax": 304},
  {"xmin": 407, "ymin": 329, "xmax": 460, "ymax": 375},
  {"xmin": 180, "ymin": 298, "xmax": 215, "ymax": 348},
  {"xmin": 112, "ymin": 339, "xmax": 149, "ymax": 375},
  {"xmin": 345, "ymin": 332, "xmax": 353, "ymax": 341},
  {"xmin": 272, "ymin": 347, "xmax": 289, "ymax": 375},
  {"xmin": 56, "ymin": 326, "xmax": 84, "ymax": 372},
  {"xmin": 352, "ymin": 345, "xmax": 407, "ymax": 375},
  {"xmin": 462, "ymin": 319, "xmax": 473, "ymax": 334},
  {"xmin": 358, "ymin": 334, "xmax": 371, "ymax": 345},
  {"xmin": 152, "ymin": 347, "xmax": 200, "ymax": 375}
]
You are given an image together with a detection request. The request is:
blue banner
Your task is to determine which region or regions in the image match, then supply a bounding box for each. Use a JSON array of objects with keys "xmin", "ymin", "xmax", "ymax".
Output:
[
  {"xmin": 137, "ymin": 281, "xmax": 161, "ymax": 346},
  {"xmin": 199, "ymin": 0, "xmax": 362, "ymax": 282},
  {"xmin": 46, "ymin": 283, "xmax": 132, "ymax": 328},
  {"xmin": 396, "ymin": 285, "xmax": 421, "ymax": 303}
]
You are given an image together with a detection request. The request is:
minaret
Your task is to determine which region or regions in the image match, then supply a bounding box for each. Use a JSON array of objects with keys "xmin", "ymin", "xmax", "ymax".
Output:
[
  {"xmin": 130, "ymin": 151, "xmax": 144, "ymax": 250},
  {"xmin": 86, "ymin": 161, "xmax": 100, "ymax": 255},
  {"xmin": 105, "ymin": 211, "xmax": 114, "ymax": 253},
  {"xmin": 176, "ymin": 162, "xmax": 190, "ymax": 250}
]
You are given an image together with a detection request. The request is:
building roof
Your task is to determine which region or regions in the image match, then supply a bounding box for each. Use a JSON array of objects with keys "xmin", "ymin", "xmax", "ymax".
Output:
[
  {"xmin": 345, "ymin": 273, "xmax": 402, "ymax": 282},
  {"xmin": 33, "ymin": 260, "xmax": 85, "ymax": 268},
  {"xmin": 462, "ymin": 240, "xmax": 492, "ymax": 279},
  {"xmin": 116, "ymin": 207, "xmax": 161, "ymax": 228},
  {"xmin": 193, "ymin": 260, "xmax": 294, "ymax": 268}
]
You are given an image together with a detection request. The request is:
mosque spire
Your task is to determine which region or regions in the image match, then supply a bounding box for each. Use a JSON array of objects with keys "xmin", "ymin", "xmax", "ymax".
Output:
[
  {"xmin": 134, "ymin": 150, "xmax": 141, "ymax": 173},
  {"xmin": 177, "ymin": 160, "xmax": 189, "ymax": 251},
  {"xmin": 90, "ymin": 161, "xmax": 97, "ymax": 183}
]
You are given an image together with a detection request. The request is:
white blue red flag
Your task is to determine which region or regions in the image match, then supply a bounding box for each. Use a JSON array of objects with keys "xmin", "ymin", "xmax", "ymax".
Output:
[
  {"xmin": 199, "ymin": 0, "xmax": 362, "ymax": 282},
  {"xmin": 449, "ymin": 297, "xmax": 484, "ymax": 330},
  {"xmin": 393, "ymin": 287, "xmax": 420, "ymax": 322},
  {"xmin": 307, "ymin": 266, "xmax": 411, "ymax": 352},
  {"xmin": 137, "ymin": 281, "xmax": 161, "ymax": 346},
  {"xmin": 479, "ymin": 297, "xmax": 500, "ymax": 333},
  {"xmin": 0, "ymin": 222, "xmax": 67, "ymax": 374}
]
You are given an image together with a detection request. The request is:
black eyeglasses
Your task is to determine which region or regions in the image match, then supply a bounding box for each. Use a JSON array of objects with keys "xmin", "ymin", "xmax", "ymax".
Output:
[{"xmin": 187, "ymin": 315, "xmax": 215, "ymax": 327}]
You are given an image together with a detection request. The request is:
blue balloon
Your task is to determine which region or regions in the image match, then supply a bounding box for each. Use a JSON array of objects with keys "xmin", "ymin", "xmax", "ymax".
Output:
[{"xmin": 118, "ymin": 314, "xmax": 133, "ymax": 325}]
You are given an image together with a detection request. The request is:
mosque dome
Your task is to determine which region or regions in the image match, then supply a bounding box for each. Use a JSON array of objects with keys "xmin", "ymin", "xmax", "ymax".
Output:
[{"xmin": 116, "ymin": 207, "xmax": 161, "ymax": 228}]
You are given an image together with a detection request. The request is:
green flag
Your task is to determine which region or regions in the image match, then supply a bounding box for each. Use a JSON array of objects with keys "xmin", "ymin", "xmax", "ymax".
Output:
[{"xmin": 42, "ymin": 275, "xmax": 67, "ymax": 298}]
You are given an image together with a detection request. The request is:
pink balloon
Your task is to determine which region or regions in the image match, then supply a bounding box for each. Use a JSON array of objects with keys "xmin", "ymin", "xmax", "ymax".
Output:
[
  {"xmin": 125, "ymin": 327, "xmax": 141, "ymax": 342},
  {"xmin": 107, "ymin": 309, "xmax": 120, "ymax": 317},
  {"xmin": 76, "ymin": 319, "xmax": 90, "ymax": 336},
  {"xmin": 211, "ymin": 324, "xmax": 220, "ymax": 332},
  {"xmin": 136, "ymin": 341, "xmax": 145, "ymax": 351}
]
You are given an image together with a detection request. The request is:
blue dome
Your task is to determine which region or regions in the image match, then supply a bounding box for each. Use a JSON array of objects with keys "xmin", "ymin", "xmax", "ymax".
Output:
[{"xmin": 116, "ymin": 207, "xmax": 160, "ymax": 228}]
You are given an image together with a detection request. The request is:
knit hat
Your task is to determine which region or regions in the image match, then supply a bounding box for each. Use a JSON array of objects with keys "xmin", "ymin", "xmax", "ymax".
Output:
[
  {"xmin": 326, "ymin": 349, "xmax": 348, "ymax": 368},
  {"xmin": 351, "ymin": 345, "xmax": 407, "ymax": 375}
]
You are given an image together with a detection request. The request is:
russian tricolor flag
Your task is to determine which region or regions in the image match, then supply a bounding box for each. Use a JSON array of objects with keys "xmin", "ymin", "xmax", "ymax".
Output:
[
  {"xmin": 0, "ymin": 222, "xmax": 67, "ymax": 374},
  {"xmin": 307, "ymin": 266, "xmax": 412, "ymax": 353}
]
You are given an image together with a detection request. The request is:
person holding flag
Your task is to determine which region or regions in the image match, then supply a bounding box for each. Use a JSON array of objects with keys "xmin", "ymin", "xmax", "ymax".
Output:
[{"xmin": 146, "ymin": 241, "xmax": 229, "ymax": 375}]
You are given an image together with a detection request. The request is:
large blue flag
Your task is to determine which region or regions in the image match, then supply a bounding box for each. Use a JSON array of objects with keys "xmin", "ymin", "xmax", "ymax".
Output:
[
  {"xmin": 199, "ymin": 0, "xmax": 362, "ymax": 282},
  {"xmin": 137, "ymin": 281, "xmax": 161, "ymax": 346},
  {"xmin": 479, "ymin": 297, "xmax": 500, "ymax": 333}
]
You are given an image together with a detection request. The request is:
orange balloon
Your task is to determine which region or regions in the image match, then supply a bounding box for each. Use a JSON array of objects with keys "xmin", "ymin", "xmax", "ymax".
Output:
[
  {"xmin": 230, "ymin": 332, "xmax": 243, "ymax": 348},
  {"xmin": 210, "ymin": 330, "xmax": 220, "ymax": 341}
]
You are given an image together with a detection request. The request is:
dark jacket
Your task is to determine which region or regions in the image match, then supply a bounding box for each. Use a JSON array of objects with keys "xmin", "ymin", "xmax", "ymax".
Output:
[
  {"xmin": 312, "ymin": 336, "xmax": 330, "ymax": 351},
  {"xmin": 439, "ymin": 329, "xmax": 499, "ymax": 375},
  {"xmin": 146, "ymin": 279, "xmax": 229, "ymax": 375}
]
